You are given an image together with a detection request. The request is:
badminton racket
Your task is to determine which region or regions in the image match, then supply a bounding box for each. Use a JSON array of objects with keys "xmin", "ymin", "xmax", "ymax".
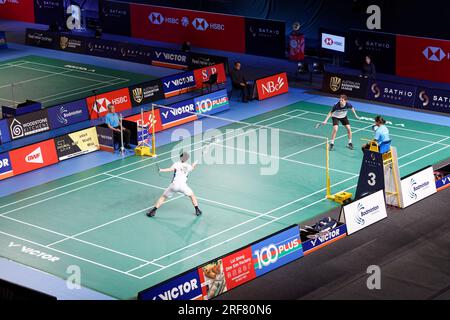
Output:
[
  {"xmin": 201, "ymin": 136, "xmax": 222, "ymax": 154},
  {"xmin": 315, "ymin": 122, "xmax": 326, "ymax": 129}
]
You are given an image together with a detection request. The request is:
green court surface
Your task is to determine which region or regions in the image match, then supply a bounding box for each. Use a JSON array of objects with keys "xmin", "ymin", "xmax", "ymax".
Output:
[
  {"xmin": 0, "ymin": 55, "xmax": 154, "ymax": 108},
  {"xmin": 0, "ymin": 102, "xmax": 449, "ymax": 299}
]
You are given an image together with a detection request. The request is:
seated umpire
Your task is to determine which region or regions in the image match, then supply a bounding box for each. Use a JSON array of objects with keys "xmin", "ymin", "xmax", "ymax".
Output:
[
  {"xmin": 230, "ymin": 62, "xmax": 251, "ymax": 103},
  {"xmin": 105, "ymin": 104, "xmax": 132, "ymax": 149}
]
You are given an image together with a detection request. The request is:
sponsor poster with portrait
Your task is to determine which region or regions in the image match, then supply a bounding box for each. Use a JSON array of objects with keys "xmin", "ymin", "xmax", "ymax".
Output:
[
  {"xmin": 198, "ymin": 259, "xmax": 228, "ymax": 300},
  {"xmin": 9, "ymin": 139, "xmax": 58, "ymax": 175}
]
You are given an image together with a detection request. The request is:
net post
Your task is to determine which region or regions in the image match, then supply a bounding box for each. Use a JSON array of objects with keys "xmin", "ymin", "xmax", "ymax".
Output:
[
  {"xmin": 151, "ymin": 104, "xmax": 156, "ymax": 156},
  {"xmin": 326, "ymin": 138, "xmax": 331, "ymax": 197}
]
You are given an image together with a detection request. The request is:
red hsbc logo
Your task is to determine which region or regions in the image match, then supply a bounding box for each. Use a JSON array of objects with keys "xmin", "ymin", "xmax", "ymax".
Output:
[
  {"xmin": 324, "ymin": 38, "xmax": 334, "ymax": 46},
  {"xmin": 86, "ymin": 88, "xmax": 132, "ymax": 119},
  {"xmin": 256, "ymin": 73, "xmax": 289, "ymax": 100}
]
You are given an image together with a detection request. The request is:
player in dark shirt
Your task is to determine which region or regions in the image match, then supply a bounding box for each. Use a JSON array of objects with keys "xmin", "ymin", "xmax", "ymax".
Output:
[
  {"xmin": 321, "ymin": 95, "xmax": 361, "ymax": 151},
  {"xmin": 230, "ymin": 62, "xmax": 251, "ymax": 103}
]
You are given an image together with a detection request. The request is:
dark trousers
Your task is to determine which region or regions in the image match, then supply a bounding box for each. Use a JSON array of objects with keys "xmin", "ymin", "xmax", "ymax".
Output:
[
  {"xmin": 113, "ymin": 127, "xmax": 131, "ymax": 147},
  {"xmin": 233, "ymin": 83, "xmax": 251, "ymax": 102}
]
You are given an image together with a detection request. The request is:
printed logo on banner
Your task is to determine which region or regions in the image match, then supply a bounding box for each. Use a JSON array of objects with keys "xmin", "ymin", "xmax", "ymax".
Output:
[
  {"xmin": 251, "ymin": 226, "xmax": 303, "ymax": 277},
  {"xmin": 59, "ymin": 36, "xmax": 84, "ymax": 52},
  {"xmin": 194, "ymin": 89, "xmax": 229, "ymax": 116},
  {"xmin": 302, "ymin": 224, "xmax": 347, "ymax": 255},
  {"xmin": 100, "ymin": 0, "xmax": 131, "ymax": 37},
  {"xmin": 422, "ymin": 47, "xmax": 448, "ymax": 62},
  {"xmin": 416, "ymin": 88, "xmax": 450, "ymax": 113},
  {"xmin": 9, "ymin": 140, "xmax": 58, "ymax": 176},
  {"xmin": 8, "ymin": 109, "xmax": 50, "ymax": 140},
  {"xmin": 220, "ymin": 247, "xmax": 256, "ymax": 291},
  {"xmin": 323, "ymin": 73, "xmax": 368, "ymax": 99},
  {"xmin": 198, "ymin": 259, "xmax": 228, "ymax": 299},
  {"xmin": 139, "ymin": 270, "xmax": 203, "ymax": 300},
  {"xmin": 193, "ymin": 64, "xmax": 227, "ymax": 89},
  {"xmin": 368, "ymin": 81, "xmax": 417, "ymax": 107},
  {"xmin": 130, "ymin": 80, "xmax": 164, "ymax": 106},
  {"xmin": 25, "ymin": 29, "xmax": 56, "ymax": 48},
  {"xmin": 152, "ymin": 48, "xmax": 189, "ymax": 69},
  {"xmin": 322, "ymin": 33, "xmax": 345, "ymax": 53},
  {"xmin": 160, "ymin": 100, "xmax": 198, "ymax": 128},
  {"xmin": 162, "ymin": 72, "xmax": 196, "ymax": 98},
  {"xmin": 330, "ymin": 77, "xmax": 342, "ymax": 92},
  {"xmin": 86, "ymin": 88, "xmax": 132, "ymax": 119},
  {"xmin": 0, "ymin": 152, "xmax": 14, "ymax": 180},
  {"xmin": 401, "ymin": 166, "xmax": 437, "ymax": 208},
  {"xmin": 149, "ymin": 12, "xmax": 164, "ymax": 25},
  {"xmin": 256, "ymin": 72, "xmax": 289, "ymax": 100},
  {"xmin": 245, "ymin": 18, "xmax": 286, "ymax": 58},
  {"xmin": 343, "ymin": 190, "xmax": 387, "ymax": 235},
  {"xmin": 125, "ymin": 108, "xmax": 163, "ymax": 134},
  {"xmin": 34, "ymin": 0, "xmax": 64, "ymax": 26},
  {"xmin": 54, "ymin": 127, "xmax": 99, "ymax": 161},
  {"xmin": 48, "ymin": 100, "xmax": 89, "ymax": 129}
]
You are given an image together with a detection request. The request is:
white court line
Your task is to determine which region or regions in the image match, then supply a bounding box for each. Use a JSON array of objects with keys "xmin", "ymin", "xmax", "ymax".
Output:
[
  {"xmin": 0, "ymin": 109, "xmax": 300, "ymax": 211},
  {"xmin": 0, "ymin": 70, "xmax": 73, "ymax": 89},
  {"xmin": 103, "ymin": 173, "xmax": 278, "ymax": 220},
  {"xmin": 282, "ymin": 124, "xmax": 374, "ymax": 159},
  {"xmin": 289, "ymin": 107, "xmax": 450, "ymax": 139},
  {"xmin": 136, "ymin": 141, "xmax": 450, "ymax": 278},
  {"xmin": 401, "ymin": 144, "xmax": 450, "ymax": 168},
  {"xmin": 0, "ymin": 97, "xmax": 19, "ymax": 104},
  {"xmin": 38, "ymin": 79, "xmax": 129, "ymax": 103},
  {"xmin": 284, "ymin": 114, "xmax": 450, "ymax": 147},
  {"xmin": 0, "ymin": 230, "xmax": 141, "ymax": 279},
  {"xmin": 0, "ymin": 61, "xmax": 29, "ymax": 70},
  {"xmin": 0, "ymin": 213, "xmax": 164, "ymax": 269}
]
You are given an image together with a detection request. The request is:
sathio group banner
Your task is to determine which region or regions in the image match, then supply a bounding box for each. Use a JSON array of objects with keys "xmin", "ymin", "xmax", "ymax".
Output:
[
  {"xmin": 100, "ymin": 0, "xmax": 285, "ymax": 58},
  {"xmin": 138, "ymin": 225, "xmax": 303, "ymax": 300}
]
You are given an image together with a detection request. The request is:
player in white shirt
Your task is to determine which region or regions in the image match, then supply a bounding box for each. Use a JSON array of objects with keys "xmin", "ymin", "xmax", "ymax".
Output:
[{"xmin": 147, "ymin": 152, "xmax": 202, "ymax": 217}]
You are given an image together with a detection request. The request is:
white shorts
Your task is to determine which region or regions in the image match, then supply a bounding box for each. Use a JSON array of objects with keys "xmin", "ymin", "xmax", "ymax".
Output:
[{"xmin": 163, "ymin": 183, "xmax": 193, "ymax": 198}]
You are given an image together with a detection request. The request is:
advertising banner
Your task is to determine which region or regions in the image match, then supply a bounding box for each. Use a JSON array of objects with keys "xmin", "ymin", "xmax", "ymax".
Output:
[
  {"xmin": 25, "ymin": 28, "xmax": 57, "ymax": 49},
  {"xmin": 9, "ymin": 139, "xmax": 58, "ymax": 175},
  {"xmin": 396, "ymin": 35, "xmax": 450, "ymax": 84},
  {"xmin": 118, "ymin": 43, "xmax": 153, "ymax": 64},
  {"xmin": 0, "ymin": 0, "xmax": 34, "ymax": 23},
  {"xmin": 342, "ymin": 190, "xmax": 387, "ymax": 236},
  {"xmin": 0, "ymin": 152, "xmax": 14, "ymax": 180},
  {"xmin": 159, "ymin": 99, "xmax": 198, "ymax": 129},
  {"xmin": 86, "ymin": 88, "xmax": 132, "ymax": 119},
  {"xmin": 193, "ymin": 63, "xmax": 227, "ymax": 90},
  {"xmin": 251, "ymin": 226, "xmax": 303, "ymax": 277},
  {"xmin": 34, "ymin": 0, "xmax": 64, "ymax": 26},
  {"xmin": 48, "ymin": 99, "xmax": 89, "ymax": 129},
  {"xmin": 129, "ymin": 80, "xmax": 164, "ymax": 107},
  {"xmin": 138, "ymin": 269, "xmax": 203, "ymax": 300},
  {"xmin": 289, "ymin": 34, "xmax": 305, "ymax": 61},
  {"xmin": 415, "ymin": 87, "xmax": 450, "ymax": 114},
  {"xmin": 189, "ymin": 52, "xmax": 229, "ymax": 71},
  {"xmin": 130, "ymin": 4, "xmax": 246, "ymax": 53},
  {"xmin": 99, "ymin": 0, "xmax": 131, "ymax": 37},
  {"xmin": 220, "ymin": 247, "xmax": 256, "ymax": 291},
  {"xmin": 434, "ymin": 164, "xmax": 450, "ymax": 192},
  {"xmin": 244, "ymin": 18, "xmax": 286, "ymax": 58},
  {"xmin": 57, "ymin": 34, "xmax": 86, "ymax": 54},
  {"xmin": 151, "ymin": 48, "xmax": 189, "ymax": 70},
  {"xmin": 322, "ymin": 73, "xmax": 369, "ymax": 99},
  {"xmin": 7, "ymin": 109, "xmax": 50, "ymax": 140},
  {"xmin": 198, "ymin": 259, "xmax": 228, "ymax": 300},
  {"xmin": 255, "ymin": 72, "xmax": 289, "ymax": 101},
  {"xmin": 194, "ymin": 89, "xmax": 229, "ymax": 117},
  {"xmin": 54, "ymin": 127, "xmax": 99, "ymax": 161},
  {"xmin": 348, "ymin": 30, "xmax": 397, "ymax": 74},
  {"xmin": 401, "ymin": 166, "xmax": 437, "ymax": 208},
  {"xmin": 161, "ymin": 71, "xmax": 196, "ymax": 98},
  {"xmin": 96, "ymin": 125, "xmax": 114, "ymax": 152},
  {"xmin": 322, "ymin": 32, "xmax": 346, "ymax": 53},
  {"xmin": 368, "ymin": 80, "xmax": 417, "ymax": 107},
  {"xmin": 0, "ymin": 31, "xmax": 6, "ymax": 49},
  {"xmin": 302, "ymin": 224, "xmax": 347, "ymax": 255},
  {"xmin": 85, "ymin": 38, "xmax": 122, "ymax": 60},
  {"xmin": 0, "ymin": 119, "xmax": 11, "ymax": 144}
]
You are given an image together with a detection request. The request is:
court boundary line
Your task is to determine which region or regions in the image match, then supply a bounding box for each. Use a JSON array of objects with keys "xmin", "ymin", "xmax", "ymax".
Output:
[{"xmin": 0, "ymin": 70, "xmax": 74, "ymax": 90}]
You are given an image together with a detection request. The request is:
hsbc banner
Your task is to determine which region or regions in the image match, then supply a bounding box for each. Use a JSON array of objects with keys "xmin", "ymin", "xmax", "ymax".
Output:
[
  {"xmin": 0, "ymin": 119, "xmax": 11, "ymax": 144},
  {"xmin": 245, "ymin": 18, "xmax": 286, "ymax": 58},
  {"xmin": 0, "ymin": 0, "xmax": 35, "ymax": 23},
  {"xmin": 0, "ymin": 152, "xmax": 14, "ymax": 180},
  {"xmin": 151, "ymin": 48, "xmax": 189, "ymax": 70},
  {"xmin": 194, "ymin": 89, "xmax": 230, "ymax": 117},
  {"xmin": 401, "ymin": 166, "xmax": 437, "ymax": 208},
  {"xmin": 193, "ymin": 63, "xmax": 227, "ymax": 89},
  {"xmin": 368, "ymin": 80, "xmax": 417, "ymax": 107},
  {"xmin": 302, "ymin": 224, "xmax": 347, "ymax": 255},
  {"xmin": 251, "ymin": 226, "xmax": 303, "ymax": 277},
  {"xmin": 34, "ymin": 0, "xmax": 64, "ymax": 26},
  {"xmin": 161, "ymin": 71, "xmax": 196, "ymax": 98},
  {"xmin": 7, "ymin": 109, "xmax": 50, "ymax": 141},
  {"xmin": 130, "ymin": 3, "xmax": 246, "ymax": 53},
  {"xmin": 100, "ymin": 0, "xmax": 131, "ymax": 37},
  {"xmin": 54, "ymin": 127, "xmax": 99, "ymax": 161},
  {"xmin": 9, "ymin": 139, "xmax": 58, "ymax": 176},
  {"xmin": 25, "ymin": 28, "xmax": 57, "ymax": 49},
  {"xmin": 415, "ymin": 87, "xmax": 450, "ymax": 114},
  {"xmin": 129, "ymin": 80, "xmax": 164, "ymax": 107},
  {"xmin": 397, "ymin": 35, "xmax": 450, "ymax": 84},
  {"xmin": 48, "ymin": 99, "xmax": 89, "ymax": 130},
  {"xmin": 86, "ymin": 88, "xmax": 132, "ymax": 119},
  {"xmin": 322, "ymin": 73, "xmax": 369, "ymax": 99},
  {"xmin": 159, "ymin": 99, "xmax": 198, "ymax": 129},
  {"xmin": 342, "ymin": 190, "xmax": 388, "ymax": 236},
  {"xmin": 256, "ymin": 72, "xmax": 289, "ymax": 101},
  {"xmin": 348, "ymin": 30, "xmax": 397, "ymax": 74},
  {"xmin": 138, "ymin": 269, "xmax": 203, "ymax": 301},
  {"xmin": 322, "ymin": 33, "xmax": 346, "ymax": 53}
]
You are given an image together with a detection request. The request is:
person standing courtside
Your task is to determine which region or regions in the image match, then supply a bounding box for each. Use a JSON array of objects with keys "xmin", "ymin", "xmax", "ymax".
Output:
[
  {"xmin": 105, "ymin": 104, "xmax": 132, "ymax": 150},
  {"xmin": 361, "ymin": 55, "xmax": 376, "ymax": 79},
  {"xmin": 230, "ymin": 62, "xmax": 251, "ymax": 103}
]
